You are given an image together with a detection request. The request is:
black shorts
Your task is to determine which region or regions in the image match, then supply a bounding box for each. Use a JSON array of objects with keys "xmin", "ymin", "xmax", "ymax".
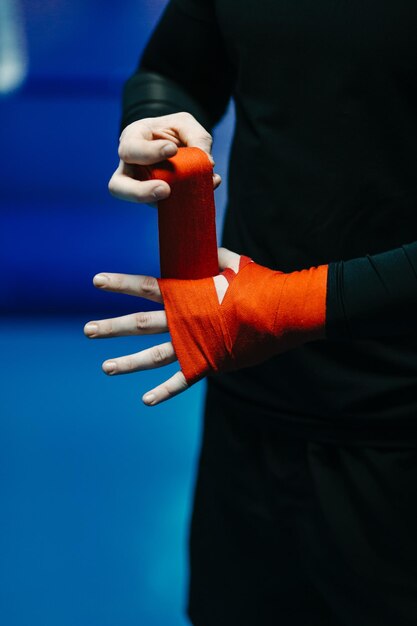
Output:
[{"xmin": 187, "ymin": 382, "xmax": 417, "ymax": 626}]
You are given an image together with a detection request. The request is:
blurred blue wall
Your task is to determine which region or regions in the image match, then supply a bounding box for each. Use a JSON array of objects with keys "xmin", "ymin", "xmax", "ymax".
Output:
[
  {"xmin": 1, "ymin": 0, "xmax": 233, "ymax": 315},
  {"xmin": 1, "ymin": 1, "xmax": 234, "ymax": 625}
]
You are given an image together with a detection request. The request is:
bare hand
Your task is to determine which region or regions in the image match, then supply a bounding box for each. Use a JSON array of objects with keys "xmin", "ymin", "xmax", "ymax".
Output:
[{"xmin": 108, "ymin": 112, "xmax": 221, "ymax": 205}]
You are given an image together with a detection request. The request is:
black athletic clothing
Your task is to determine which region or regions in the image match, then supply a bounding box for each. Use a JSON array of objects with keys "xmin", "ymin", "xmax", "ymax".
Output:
[
  {"xmin": 120, "ymin": 3, "xmax": 417, "ymax": 624},
  {"xmin": 188, "ymin": 383, "xmax": 417, "ymax": 626},
  {"xmin": 122, "ymin": 0, "xmax": 417, "ymax": 442},
  {"xmin": 327, "ymin": 242, "xmax": 417, "ymax": 340},
  {"xmin": 121, "ymin": 2, "xmax": 231, "ymax": 131}
]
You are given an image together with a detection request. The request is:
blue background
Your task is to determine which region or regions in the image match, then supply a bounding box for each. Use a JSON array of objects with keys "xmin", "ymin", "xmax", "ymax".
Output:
[{"xmin": 1, "ymin": 1, "xmax": 234, "ymax": 624}]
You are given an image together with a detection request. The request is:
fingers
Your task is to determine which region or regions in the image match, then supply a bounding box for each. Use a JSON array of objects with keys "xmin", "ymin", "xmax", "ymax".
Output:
[
  {"xmin": 213, "ymin": 172, "xmax": 222, "ymax": 189},
  {"xmin": 110, "ymin": 114, "xmax": 221, "ymax": 204},
  {"xmin": 108, "ymin": 160, "xmax": 171, "ymax": 204},
  {"xmin": 165, "ymin": 111, "xmax": 214, "ymax": 159},
  {"xmin": 142, "ymin": 370, "xmax": 189, "ymax": 406},
  {"xmin": 92, "ymin": 272, "xmax": 163, "ymax": 303},
  {"xmin": 118, "ymin": 137, "xmax": 177, "ymax": 165},
  {"xmin": 112, "ymin": 117, "xmax": 181, "ymax": 204},
  {"xmin": 84, "ymin": 310, "xmax": 168, "ymax": 339},
  {"xmin": 213, "ymin": 274, "xmax": 230, "ymax": 304},
  {"xmin": 118, "ymin": 113, "xmax": 213, "ymax": 165},
  {"xmin": 102, "ymin": 341, "xmax": 176, "ymax": 375},
  {"xmin": 118, "ymin": 118, "xmax": 180, "ymax": 165},
  {"xmin": 217, "ymin": 247, "xmax": 241, "ymax": 273},
  {"xmin": 109, "ymin": 161, "xmax": 221, "ymax": 204},
  {"xmin": 98, "ymin": 335, "xmax": 189, "ymax": 406}
]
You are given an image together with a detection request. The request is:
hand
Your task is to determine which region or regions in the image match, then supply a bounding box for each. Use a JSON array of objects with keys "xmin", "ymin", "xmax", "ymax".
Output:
[
  {"xmin": 84, "ymin": 249, "xmax": 327, "ymax": 406},
  {"xmin": 84, "ymin": 248, "xmax": 241, "ymax": 407},
  {"xmin": 108, "ymin": 112, "xmax": 221, "ymax": 205}
]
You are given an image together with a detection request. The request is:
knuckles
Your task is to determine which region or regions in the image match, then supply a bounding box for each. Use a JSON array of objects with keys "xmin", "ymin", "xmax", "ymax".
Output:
[
  {"xmin": 141, "ymin": 276, "xmax": 158, "ymax": 296},
  {"xmin": 152, "ymin": 345, "xmax": 168, "ymax": 364},
  {"xmin": 135, "ymin": 313, "xmax": 150, "ymax": 330},
  {"xmin": 177, "ymin": 111, "xmax": 197, "ymax": 126},
  {"xmin": 117, "ymin": 113, "xmax": 213, "ymax": 170},
  {"xmin": 118, "ymin": 140, "xmax": 132, "ymax": 163}
]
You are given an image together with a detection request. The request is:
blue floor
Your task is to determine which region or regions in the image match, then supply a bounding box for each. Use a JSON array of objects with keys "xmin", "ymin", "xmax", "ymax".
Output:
[{"xmin": 0, "ymin": 317, "xmax": 205, "ymax": 626}]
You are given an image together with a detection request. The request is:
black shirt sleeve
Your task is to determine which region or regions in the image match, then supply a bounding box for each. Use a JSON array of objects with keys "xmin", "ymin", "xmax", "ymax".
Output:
[
  {"xmin": 326, "ymin": 241, "xmax": 417, "ymax": 340},
  {"xmin": 122, "ymin": 1, "xmax": 417, "ymax": 345},
  {"xmin": 121, "ymin": 0, "xmax": 233, "ymax": 133}
]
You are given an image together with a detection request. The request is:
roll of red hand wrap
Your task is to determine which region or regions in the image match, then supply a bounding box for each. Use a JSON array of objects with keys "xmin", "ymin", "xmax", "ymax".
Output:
[{"xmin": 136, "ymin": 146, "xmax": 218, "ymax": 279}]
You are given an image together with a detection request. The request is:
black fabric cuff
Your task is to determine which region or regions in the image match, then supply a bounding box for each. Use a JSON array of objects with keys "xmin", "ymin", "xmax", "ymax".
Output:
[
  {"xmin": 120, "ymin": 70, "xmax": 214, "ymax": 134},
  {"xmin": 326, "ymin": 241, "xmax": 417, "ymax": 340}
]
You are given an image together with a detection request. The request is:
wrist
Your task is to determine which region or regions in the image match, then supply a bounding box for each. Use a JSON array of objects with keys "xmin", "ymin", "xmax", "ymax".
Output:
[{"xmin": 275, "ymin": 263, "xmax": 329, "ymax": 345}]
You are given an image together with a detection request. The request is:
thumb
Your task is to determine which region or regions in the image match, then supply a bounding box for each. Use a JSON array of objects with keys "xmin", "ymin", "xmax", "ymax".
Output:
[
  {"xmin": 214, "ymin": 248, "xmax": 241, "ymax": 305},
  {"xmin": 175, "ymin": 113, "xmax": 214, "ymax": 164},
  {"xmin": 217, "ymin": 247, "xmax": 241, "ymax": 273}
]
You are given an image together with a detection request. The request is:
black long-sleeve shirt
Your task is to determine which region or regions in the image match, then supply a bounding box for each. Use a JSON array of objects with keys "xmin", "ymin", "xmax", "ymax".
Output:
[{"xmin": 122, "ymin": 0, "xmax": 417, "ymax": 443}]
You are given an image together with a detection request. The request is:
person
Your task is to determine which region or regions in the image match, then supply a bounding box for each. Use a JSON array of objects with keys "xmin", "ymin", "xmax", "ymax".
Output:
[{"xmin": 84, "ymin": 1, "xmax": 417, "ymax": 624}]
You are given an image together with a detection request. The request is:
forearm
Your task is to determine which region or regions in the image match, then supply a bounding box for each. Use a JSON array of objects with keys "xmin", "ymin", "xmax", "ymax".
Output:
[
  {"xmin": 326, "ymin": 241, "xmax": 417, "ymax": 340},
  {"xmin": 121, "ymin": 0, "xmax": 233, "ymax": 133}
]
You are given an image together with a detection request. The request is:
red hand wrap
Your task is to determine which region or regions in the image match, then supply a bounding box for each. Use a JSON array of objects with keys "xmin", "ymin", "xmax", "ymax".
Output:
[
  {"xmin": 159, "ymin": 257, "xmax": 328, "ymax": 384},
  {"xmin": 136, "ymin": 146, "xmax": 218, "ymax": 278},
  {"xmin": 141, "ymin": 147, "xmax": 328, "ymax": 385}
]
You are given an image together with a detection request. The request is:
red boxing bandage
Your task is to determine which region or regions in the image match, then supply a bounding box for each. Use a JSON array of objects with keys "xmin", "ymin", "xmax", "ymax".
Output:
[
  {"xmin": 158, "ymin": 256, "xmax": 328, "ymax": 385},
  {"xmin": 136, "ymin": 146, "xmax": 218, "ymax": 279},
  {"xmin": 141, "ymin": 147, "xmax": 328, "ymax": 385}
]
